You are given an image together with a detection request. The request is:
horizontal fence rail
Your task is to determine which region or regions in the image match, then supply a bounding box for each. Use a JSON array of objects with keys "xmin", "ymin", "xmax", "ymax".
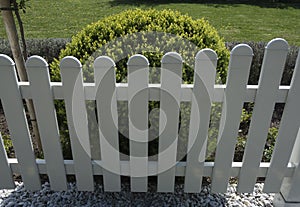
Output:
[
  {"xmin": 16, "ymin": 83, "xmax": 291, "ymax": 102},
  {"xmin": 0, "ymin": 38, "xmax": 300, "ymax": 204}
]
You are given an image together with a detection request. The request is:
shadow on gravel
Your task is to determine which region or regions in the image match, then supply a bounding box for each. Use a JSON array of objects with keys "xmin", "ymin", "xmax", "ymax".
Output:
[{"xmin": 0, "ymin": 181, "xmax": 228, "ymax": 206}]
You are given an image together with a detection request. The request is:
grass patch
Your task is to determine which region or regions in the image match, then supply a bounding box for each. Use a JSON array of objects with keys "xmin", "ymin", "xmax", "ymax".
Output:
[{"xmin": 0, "ymin": 0, "xmax": 299, "ymax": 45}]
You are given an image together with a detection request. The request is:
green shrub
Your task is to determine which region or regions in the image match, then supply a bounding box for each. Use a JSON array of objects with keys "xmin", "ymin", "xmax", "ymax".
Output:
[
  {"xmin": 50, "ymin": 9, "xmax": 229, "ymax": 83},
  {"xmin": 49, "ymin": 9, "xmax": 230, "ymax": 159},
  {"xmin": 262, "ymin": 127, "xmax": 278, "ymax": 162},
  {"xmin": 233, "ymin": 127, "xmax": 278, "ymax": 162},
  {"xmin": 2, "ymin": 134, "xmax": 14, "ymax": 158}
]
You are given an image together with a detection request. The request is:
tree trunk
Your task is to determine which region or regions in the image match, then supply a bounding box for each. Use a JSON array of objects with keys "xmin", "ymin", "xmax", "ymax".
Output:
[{"xmin": 0, "ymin": 0, "xmax": 42, "ymax": 153}]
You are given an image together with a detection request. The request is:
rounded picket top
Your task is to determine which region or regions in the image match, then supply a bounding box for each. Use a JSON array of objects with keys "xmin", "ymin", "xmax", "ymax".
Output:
[
  {"xmin": 26, "ymin": 55, "xmax": 48, "ymax": 69},
  {"xmin": 60, "ymin": 56, "xmax": 82, "ymax": 69},
  {"xmin": 94, "ymin": 56, "xmax": 116, "ymax": 84},
  {"xmin": 195, "ymin": 48, "xmax": 218, "ymax": 62},
  {"xmin": 0, "ymin": 54, "xmax": 15, "ymax": 66},
  {"xmin": 94, "ymin": 56, "xmax": 116, "ymax": 69},
  {"xmin": 230, "ymin": 44, "xmax": 253, "ymax": 56},
  {"xmin": 161, "ymin": 52, "xmax": 183, "ymax": 64},
  {"xmin": 266, "ymin": 38, "xmax": 289, "ymax": 51},
  {"xmin": 127, "ymin": 54, "xmax": 149, "ymax": 66}
]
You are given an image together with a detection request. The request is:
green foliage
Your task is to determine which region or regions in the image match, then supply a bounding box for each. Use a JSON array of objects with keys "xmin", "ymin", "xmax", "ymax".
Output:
[
  {"xmin": 50, "ymin": 9, "xmax": 229, "ymax": 83},
  {"xmin": 234, "ymin": 127, "xmax": 278, "ymax": 162},
  {"xmin": 2, "ymin": 134, "xmax": 13, "ymax": 156},
  {"xmin": 1, "ymin": 1, "xmax": 299, "ymax": 46},
  {"xmin": 262, "ymin": 127, "xmax": 278, "ymax": 162},
  {"xmin": 14, "ymin": 0, "xmax": 30, "ymax": 13},
  {"xmin": 49, "ymin": 9, "xmax": 229, "ymax": 159}
]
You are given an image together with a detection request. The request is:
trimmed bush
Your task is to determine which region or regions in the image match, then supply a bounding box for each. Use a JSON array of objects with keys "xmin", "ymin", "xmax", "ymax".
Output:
[
  {"xmin": 49, "ymin": 9, "xmax": 230, "ymax": 159},
  {"xmin": 1, "ymin": 38, "xmax": 297, "ymax": 86},
  {"xmin": 50, "ymin": 9, "xmax": 229, "ymax": 83}
]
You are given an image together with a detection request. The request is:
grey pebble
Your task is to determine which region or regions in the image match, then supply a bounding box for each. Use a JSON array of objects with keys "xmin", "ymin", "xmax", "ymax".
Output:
[{"xmin": 0, "ymin": 182, "xmax": 276, "ymax": 207}]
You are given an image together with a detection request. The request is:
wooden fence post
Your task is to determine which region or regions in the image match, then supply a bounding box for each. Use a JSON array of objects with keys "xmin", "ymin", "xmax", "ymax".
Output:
[
  {"xmin": 94, "ymin": 56, "xmax": 121, "ymax": 192},
  {"xmin": 184, "ymin": 49, "xmax": 217, "ymax": 193},
  {"xmin": 272, "ymin": 50, "xmax": 300, "ymax": 206},
  {"xmin": 238, "ymin": 39, "xmax": 288, "ymax": 193},
  {"xmin": 0, "ymin": 54, "xmax": 41, "ymax": 190},
  {"xmin": 157, "ymin": 52, "xmax": 182, "ymax": 192},
  {"xmin": 60, "ymin": 56, "xmax": 94, "ymax": 191},
  {"xmin": 26, "ymin": 56, "xmax": 67, "ymax": 190},
  {"xmin": 128, "ymin": 54, "xmax": 149, "ymax": 192},
  {"xmin": 211, "ymin": 44, "xmax": 252, "ymax": 193}
]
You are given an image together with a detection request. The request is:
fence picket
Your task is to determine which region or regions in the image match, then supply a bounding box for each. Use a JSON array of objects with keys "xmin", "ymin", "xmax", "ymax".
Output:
[
  {"xmin": 0, "ymin": 54, "xmax": 41, "ymax": 190},
  {"xmin": 94, "ymin": 56, "xmax": 121, "ymax": 191},
  {"xmin": 26, "ymin": 56, "xmax": 67, "ymax": 190},
  {"xmin": 278, "ymin": 129, "xmax": 300, "ymax": 202},
  {"xmin": 211, "ymin": 45, "xmax": 253, "ymax": 193},
  {"xmin": 157, "ymin": 52, "xmax": 182, "ymax": 192},
  {"xmin": 263, "ymin": 50, "xmax": 300, "ymax": 193},
  {"xmin": 60, "ymin": 57, "xmax": 94, "ymax": 191},
  {"xmin": 238, "ymin": 39, "xmax": 289, "ymax": 192},
  {"xmin": 1, "ymin": 37, "xmax": 299, "ymax": 197},
  {"xmin": 184, "ymin": 49, "xmax": 217, "ymax": 193},
  {"xmin": 0, "ymin": 133, "xmax": 14, "ymax": 189},
  {"xmin": 128, "ymin": 55, "xmax": 149, "ymax": 192}
]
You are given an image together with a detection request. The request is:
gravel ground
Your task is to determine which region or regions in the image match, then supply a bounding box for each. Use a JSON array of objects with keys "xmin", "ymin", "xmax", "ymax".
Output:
[{"xmin": 0, "ymin": 182, "xmax": 274, "ymax": 207}]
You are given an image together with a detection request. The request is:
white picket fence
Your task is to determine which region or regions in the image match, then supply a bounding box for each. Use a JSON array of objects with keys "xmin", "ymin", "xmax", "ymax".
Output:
[{"xmin": 0, "ymin": 38, "xmax": 300, "ymax": 205}]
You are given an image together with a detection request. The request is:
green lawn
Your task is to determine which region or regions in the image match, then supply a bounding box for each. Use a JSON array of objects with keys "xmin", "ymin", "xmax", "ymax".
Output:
[{"xmin": 0, "ymin": 0, "xmax": 299, "ymax": 45}]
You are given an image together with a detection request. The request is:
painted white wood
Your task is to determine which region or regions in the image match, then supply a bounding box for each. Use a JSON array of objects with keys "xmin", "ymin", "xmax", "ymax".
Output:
[
  {"xmin": 238, "ymin": 38, "xmax": 289, "ymax": 193},
  {"xmin": 26, "ymin": 56, "xmax": 67, "ymax": 191},
  {"xmin": 18, "ymin": 82, "xmax": 290, "ymax": 103},
  {"xmin": 184, "ymin": 49, "xmax": 217, "ymax": 193},
  {"xmin": 60, "ymin": 56, "xmax": 94, "ymax": 191},
  {"xmin": 211, "ymin": 45, "xmax": 253, "ymax": 193},
  {"xmin": 273, "ymin": 193, "xmax": 300, "ymax": 207},
  {"xmin": 1, "ymin": 38, "xmax": 299, "ymax": 193},
  {"xmin": 94, "ymin": 56, "xmax": 121, "ymax": 192},
  {"xmin": 0, "ymin": 54, "xmax": 41, "ymax": 190},
  {"xmin": 0, "ymin": 133, "xmax": 14, "ymax": 189},
  {"xmin": 157, "ymin": 52, "xmax": 182, "ymax": 192},
  {"xmin": 127, "ymin": 55, "xmax": 149, "ymax": 192},
  {"xmin": 279, "ymin": 129, "xmax": 300, "ymax": 203},
  {"xmin": 264, "ymin": 50, "xmax": 300, "ymax": 194},
  {"xmin": 6, "ymin": 159, "xmax": 295, "ymax": 179}
]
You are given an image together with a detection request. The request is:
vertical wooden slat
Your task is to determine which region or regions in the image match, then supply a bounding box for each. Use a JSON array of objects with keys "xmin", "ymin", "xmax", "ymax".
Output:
[
  {"xmin": 279, "ymin": 128, "xmax": 300, "ymax": 202},
  {"xmin": 94, "ymin": 56, "xmax": 121, "ymax": 192},
  {"xmin": 263, "ymin": 49, "xmax": 300, "ymax": 193},
  {"xmin": 0, "ymin": 54, "xmax": 41, "ymax": 190},
  {"xmin": 157, "ymin": 52, "xmax": 182, "ymax": 192},
  {"xmin": 0, "ymin": 133, "xmax": 14, "ymax": 189},
  {"xmin": 60, "ymin": 56, "xmax": 94, "ymax": 191},
  {"xmin": 127, "ymin": 55, "xmax": 149, "ymax": 192},
  {"xmin": 211, "ymin": 45, "xmax": 253, "ymax": 193},
  {"xmin": 26, "ymin": 56, "xmax": 67, "ymax": 191},
  {"xmin": 184, "ymin": 49, "xmax": 217, "ymax": 193},
  {"xmin": 238, "ymin": 38, "xmax": 289, "ymax": 193}
]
